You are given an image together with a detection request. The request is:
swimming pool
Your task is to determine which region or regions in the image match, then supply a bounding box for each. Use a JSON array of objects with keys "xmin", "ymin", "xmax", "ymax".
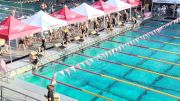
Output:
[{"xmin": 20, "ymin": 20, "xmax": 180, "ymax": 101}]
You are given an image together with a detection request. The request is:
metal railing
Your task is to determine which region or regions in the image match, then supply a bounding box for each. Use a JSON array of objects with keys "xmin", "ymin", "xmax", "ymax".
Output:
[{"xmin": 0, "ymin": 86, "xmax": 41, "ymax": 101}]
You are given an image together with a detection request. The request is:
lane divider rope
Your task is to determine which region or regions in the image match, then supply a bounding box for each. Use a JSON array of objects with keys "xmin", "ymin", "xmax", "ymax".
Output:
[
  {"xmin": 53, "ymin": 60, "xmax": 180, "ymax": 100},
  {"xmin": 75, "ymin": 52, "xmax": 180, "ymax": 80},
  {"xmin": 141, "ymin": 26, "xmax": 180, "ymax": 39},
  {"xmin": 32, "ymin": 72, "xmax": 114, "ymax": 101},
  {"xmin": 92, "ymin": 45, "xmax": 180, "ymax": 67},
  {"xmin": 142, "ymin": 26, "xmax": 180, "ymax": 33},
  {"xmin": 109, "ymin": 40, "xmax": 180, "ymax": 56},
  {"xmin": 120, "ymin": 34, "xmax": 180, "ymax": 46}
]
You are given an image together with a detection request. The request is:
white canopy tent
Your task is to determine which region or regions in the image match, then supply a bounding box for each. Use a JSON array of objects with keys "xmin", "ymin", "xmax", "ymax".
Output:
[
  {"xmin": 106, "ymin": 0, "xmax": 131, "ymax": 18},
  {"xmin": 106, "ymin": 0, "xmax": 131, "ymax": 11},
  {"xmin": 71, "ymin": 3, "xmax": 105, "ymax": 19},
  {"xmin": 22, "ymin": 10, "xmax": 67, "ymax": 31}
]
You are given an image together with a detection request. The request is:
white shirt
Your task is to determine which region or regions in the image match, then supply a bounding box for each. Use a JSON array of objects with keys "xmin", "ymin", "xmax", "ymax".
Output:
[{"xmin": 176, "ymin": 7, "xmax": 180, "ymax": 13}]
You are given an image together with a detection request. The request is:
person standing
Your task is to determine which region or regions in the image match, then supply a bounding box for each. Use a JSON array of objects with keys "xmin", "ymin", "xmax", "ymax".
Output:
[
  {"xmin": 123, "ymin": 11, "xmax": 128, "ymax": 25},
  {"xmin": 50, "ymin": 4, "xmax": 55, "ymax": 14},
  {"xmin": 176, "ymin": 6, "xmax": 180, "ymax": 18},
  {"xmin": 44, "ymin": 85, "xmax": 54, "ymax": 101},
  {"xmin": 132, "ymin": 17, "xmax": 137, "ymax": 29},
  {"xmin": 40, "ymin": 2, "xmax": 47, "ymax": 12},
  {"xmin": 39, "ymin": 37, "xmax": 46, "ymax": 55},
  {"xmin": 162, "ymin": 5, "xmax": 167, "ymax": 15},
  {"xmin": 111, "ymin": 15, "xmax": 116, "ymax": 28},
  {"xmin": 11, "ymin": 9, "xmax": 16, "ymax": 17}
]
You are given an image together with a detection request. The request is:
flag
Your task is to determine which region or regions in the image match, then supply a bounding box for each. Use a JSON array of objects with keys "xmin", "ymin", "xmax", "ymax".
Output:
[
  {"xmin": 76, "ymin": 64, "xmax": 81, "ymax": 69},
  {"xmin": 70, "ymin": 66, "xmax": 76, "ymax": 72},
  {"xmin": 89, "ymin": 58, "xmax": 94, "ymax": 63},
  {"xmin": 126, "ymin": 42, "xmax": 130, "ymax": 47},
  {"xmin": 85, "ymin": 60, "xmax": 91, "ymax": 66},
  {"xmin": 108, "ymin": 51, "xmax": 112, "ymax": 56},
  {"xmin": 60, "ymin": 70, "xmax": 65, "ymax": 76},
  {"xmin": 121, "ymin": 45, "xmax": 124, "ymax": 49},
  {"xmin": 114, "ymin": 48, "xmax": 118, "ymax": 52},
  {"xmin": 80, "ymin": 62, "xmax": 85, "ymax": 67},
  {"xmin": 129, "ymin": 41, "xmax": 133, "ymax": 45},
  {"xmin": 95, "ymin": 56, "xmax": 100, "ymax": 60},
  {"xmin": 101, "ymin": 54, "xmax": 106, "ymax": 58},
  {"xmin": 105, "ymin": 52, "xmax": 108, "ymax": 57},
  {"xmin": 65, "ymin": 68, "xmax": 70, "ymax": 76},
  {"xmin": 112, "ymin": 49, "xmax": 115, "ymax": 55}
]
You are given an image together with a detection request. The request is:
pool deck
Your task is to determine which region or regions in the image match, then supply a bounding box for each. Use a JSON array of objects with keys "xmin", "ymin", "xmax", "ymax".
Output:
[{"xmin": 0, "ymin": 21, "xmax": 141, "ymax": 101}]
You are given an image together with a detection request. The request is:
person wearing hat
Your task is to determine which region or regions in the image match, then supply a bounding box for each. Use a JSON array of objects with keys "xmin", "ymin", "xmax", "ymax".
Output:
[{"xmin": 176, "ymin": 6, "xmax": 180, "ymax": 18}]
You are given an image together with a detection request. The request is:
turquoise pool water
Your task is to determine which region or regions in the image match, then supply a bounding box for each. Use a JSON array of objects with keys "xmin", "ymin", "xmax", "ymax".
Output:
[{"xmin": 20, "ymin": 20, "xmax": 180, "ymax": 101}]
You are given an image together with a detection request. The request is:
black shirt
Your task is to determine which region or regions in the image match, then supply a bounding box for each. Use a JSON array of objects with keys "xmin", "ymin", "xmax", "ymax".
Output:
[
  {"xmin": 47, "ymin": 90, "xmax": 54, "ymax": 101},
  {"xmin": 42, "ymin": 39, "xmax": 46, "ymax": 46}
]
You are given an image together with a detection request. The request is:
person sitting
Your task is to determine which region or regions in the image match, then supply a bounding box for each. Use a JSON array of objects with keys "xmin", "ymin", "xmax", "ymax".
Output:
[
  {"xmin": 0, "ymin": 39, "xmax": 8, "ymax": 54},
  {"xmin": 24, "ymin": 37, "xmax": 33, "ymax": 47},
  {"xmin": 18, "ymin": 38, "xmax": 26, "ymax": 50}
]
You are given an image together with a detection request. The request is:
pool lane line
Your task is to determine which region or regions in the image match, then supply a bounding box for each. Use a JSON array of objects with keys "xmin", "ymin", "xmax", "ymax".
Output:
[
  {"xmin": 32, "ymin": 72, "xmax": 114, "ymax": 101},
  {"xmin": 53, "ymin": 60, "xmax": 180, "ymax": 100},
  {"xmin": 142, "ymin": 26, "xmax": 180, "ymax": 33},
  {"xmin": 121, "ymin": 34, "xmax": 180, "ymax": 46},
  {"xmin": 92, "ymin": 45, "xmax": 180, "ymax": 67},
  {"xmin": 75, "ymin": 52, "xmax": 180, "ymax": 81},
  {"xmin": 108, "ymin": 40, "xmax": 180, "ymax": 56},
  {"xmin": 134, "ymin": 29, "xmax": 180, "ymax": 39}
]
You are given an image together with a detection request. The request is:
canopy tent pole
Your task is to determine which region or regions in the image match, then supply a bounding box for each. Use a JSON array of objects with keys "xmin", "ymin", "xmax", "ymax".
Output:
[
  {"xmin": 141, "ymin": 4, "xmax": 143, "ymax": 16},
  {"xmin": 78, "ymin": 23, "xmax": 80, "ymax": 31},
  {"xmin": 9, "ymin": 40, "xmax": 12, "ymax": 63},
  {"xmin": 151, "ymin": 1, "xmax": 153, "ymax": 15},
  {"xmin": 130, "ymin": 8, "xmax": 132, "ymax": 18},
  {"xmin": 103, "ymin": 15, "xmax": 106, "ymax": 29},
  {"xmin": 172, "ymin": 3, "xmax": 176, "ymax": 17},
  {"xmin": 16, "ymin": 39, "xmax": 18, "ymax": 48},
  {"xmin": 20, "ymin": 0, "xmax": 23, "ymax": 16}
]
